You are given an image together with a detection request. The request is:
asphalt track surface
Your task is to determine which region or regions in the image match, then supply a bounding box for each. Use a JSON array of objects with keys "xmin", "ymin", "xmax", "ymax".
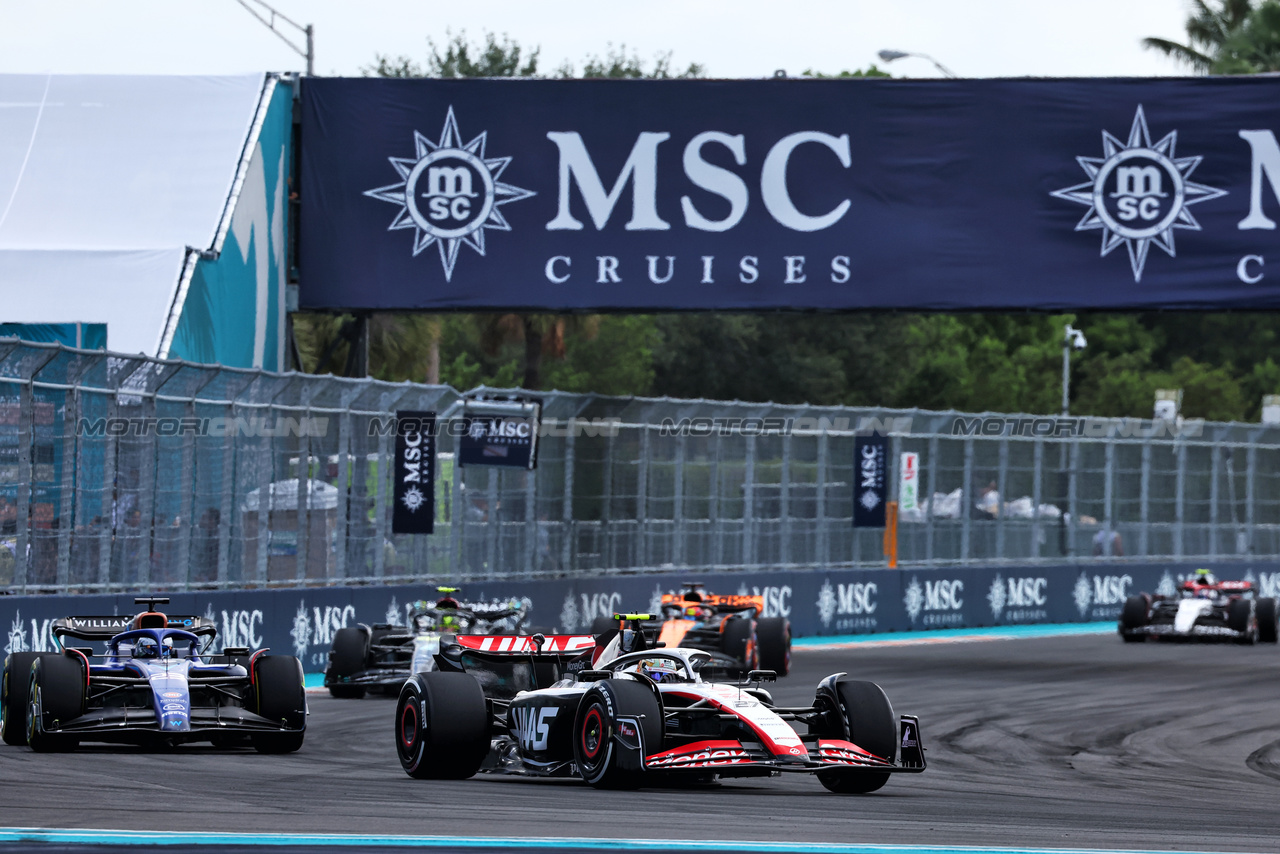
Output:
[{"xmin": 3, "ymin": 632, "xmax": 1279, "ymax": 852}]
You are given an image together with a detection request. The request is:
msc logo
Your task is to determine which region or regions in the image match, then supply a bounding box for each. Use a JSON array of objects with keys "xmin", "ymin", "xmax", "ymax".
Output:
[
  {"xmin": 365, "ymin": 106, "xmax": 536, "ymax": 281},
  {"xmin": 903, "ymin": 576, "xmax": 964, "ymax": 626},
  {"xmin": 988, "ymin": 574, "xmax": 1048, "ymax": 620},
  {"xmin": 1073, "ymin": 572, "xmax": 1133, "ymax": 618},
  {"xmin": 1051, "ymin": 105, "xmax": 1226, "ymax": 282}
]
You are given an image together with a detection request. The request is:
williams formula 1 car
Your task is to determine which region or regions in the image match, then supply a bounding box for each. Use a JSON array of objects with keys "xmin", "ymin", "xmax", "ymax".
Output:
[
  {"xmin": 597, "ymin": 582, "xmax": 790, "ymax": 676},
  {"xmin": 1119, "ymin": 569, "xmax": 1280, "ymax": 644},
  {"xmin": 394, "ymin": 614, "xmax": 924, "ymax": 793},
  {"xmin": 1, "ymin": 597, "xmax": 306, "ymax": 752},
  {"xmin": 325, "ymin": 588, "xmax": 529, "ymax": 698}
]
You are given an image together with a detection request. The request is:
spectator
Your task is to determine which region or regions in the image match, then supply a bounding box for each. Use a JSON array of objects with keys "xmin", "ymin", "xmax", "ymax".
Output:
[{"xmin": 1092, "ymin": 524, "xmax": 1124, "ymax": 557}]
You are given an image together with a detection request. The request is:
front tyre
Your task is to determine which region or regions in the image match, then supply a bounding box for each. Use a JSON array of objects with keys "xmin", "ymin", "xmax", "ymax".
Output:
[
  {"xmin": 1119, "ymin": 595, "xmax": 1149, "ymax": 643},
  {"xmin": 395, "ymin": 672, "xmax": 489, "ymax": 779},
  {"xmin": 2, "ymin": 652, "xmax": 38, "ymax": 746},
  {"xmin": 816, "ymin": 679, "xmax": 896, "ymax": 794},
  {"xmin": 325, "ymin": 627, "xmax": 369, "ymax": 699},
  {"xmin": 26, "ymin": 655, "xmax": 83, "ymax": 753},
  {"xmin": 1257, "ymin": 598, "xmax": 1279, "ymax": 644},
  {"xmin": 756, "ymin": 617, "xmax": 791, "ymax": 675},
  {"xmin": 251, "ymin": 655, "xmax": 307, "ymax": 753},
  {"xmin": 574, "ymin": 679, "xmax": 662, "ymax": 789},
  {"xmin": 1227, "ymin": 598, "xmax": 1257, "ymax": 645}
]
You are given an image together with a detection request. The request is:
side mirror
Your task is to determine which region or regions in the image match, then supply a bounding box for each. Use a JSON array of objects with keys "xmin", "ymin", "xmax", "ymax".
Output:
[
  {"xmin": 746, "ymin": 669, "xmax": 777, "ymax": 683},
  {"xmin": 578, "ymin": 670, "xmax": 612, "ymax": 682}
]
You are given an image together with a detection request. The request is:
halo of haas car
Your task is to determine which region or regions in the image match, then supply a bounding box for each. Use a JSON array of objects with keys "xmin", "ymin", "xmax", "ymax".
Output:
[
  {"xmin": 394, "ymin": 613, "xmax": 925, "ymax": 793},
  {"xmin": 1, "ymin": 597, "xmax": 306, "ymax": 752},
  {"xmin": 1119, "ymin": 569, "xmax": 1280, "ymax": 644}
]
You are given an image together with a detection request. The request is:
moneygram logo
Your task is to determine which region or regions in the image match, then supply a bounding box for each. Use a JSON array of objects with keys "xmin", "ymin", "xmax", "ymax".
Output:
[
  {"xmin": 365, "ymin": 106, "xmax": 536, "ymax": 281},
  {"xmin": 1051, "ymin": 105, "xmax": 1226, "ymax": 282}
]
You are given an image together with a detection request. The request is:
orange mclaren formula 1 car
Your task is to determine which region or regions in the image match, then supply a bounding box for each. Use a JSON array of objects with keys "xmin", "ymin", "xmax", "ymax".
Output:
[{"xmin": 616, "ymin": 583, "xmax": 791, "ymax": 676}]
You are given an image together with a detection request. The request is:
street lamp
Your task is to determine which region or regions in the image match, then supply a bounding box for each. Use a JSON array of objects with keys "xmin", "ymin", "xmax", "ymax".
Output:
[
  {"xmin": 877, "ymin": 49, "xmax": 957, "ymax": 78},
  {"xmin": 1061, "ymin": 323, "xmax": 1087, "ymax": 416},
  {"xmin": 235, "ymin": 0, "xmax": 314, "ymax": 76}
]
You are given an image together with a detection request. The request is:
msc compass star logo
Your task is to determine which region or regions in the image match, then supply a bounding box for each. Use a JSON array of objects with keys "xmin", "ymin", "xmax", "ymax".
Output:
[
  {"xmin": 1051, "ymin": 105, "xmax": 1226, "ymax": 282},
  {"xmin": 401, "ymin": 485, "xmax": 426, "ymax": 513},
  {"xmin": 364, "ymin": 106, "xmax": 536, "ymax": 281}
]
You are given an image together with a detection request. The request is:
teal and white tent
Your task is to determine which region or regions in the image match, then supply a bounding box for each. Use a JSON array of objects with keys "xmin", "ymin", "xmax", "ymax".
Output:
[{"xmin": 0, "ymin": 72, "xmax": 293, "ymax": 369}]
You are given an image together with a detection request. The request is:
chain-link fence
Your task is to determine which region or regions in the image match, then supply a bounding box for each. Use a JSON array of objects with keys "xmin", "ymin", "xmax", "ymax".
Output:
[{"xmin": 3, "ymin": 338, "xmax": 1280, "ymax": 593}]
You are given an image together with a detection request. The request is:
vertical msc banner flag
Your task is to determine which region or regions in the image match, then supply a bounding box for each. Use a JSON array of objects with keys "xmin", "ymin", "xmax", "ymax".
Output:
[
  {"xmin": 853, "ymin": 434, "xmax": 889, "ymax": 528},
  {"xmin": 392, "ymin": 411, "xmax": 435, "ymax": 535},
  {"xmin": 302, "ymin": 76, "xmax": 1280, "ymax": 311}
]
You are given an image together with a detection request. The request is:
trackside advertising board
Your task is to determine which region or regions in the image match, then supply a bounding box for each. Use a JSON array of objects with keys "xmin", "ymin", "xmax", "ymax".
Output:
[
  {"xmin": 302, "ymin": 76, "xmax": 1280, "ymax": 311},
  {"xmin": 7, "ymin": 564, "xmax": 1280, "ymax": 672}
]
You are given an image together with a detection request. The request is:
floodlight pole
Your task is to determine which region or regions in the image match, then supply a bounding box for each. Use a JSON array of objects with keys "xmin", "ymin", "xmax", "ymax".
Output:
[{"xmin": 234, "ymin": 0, "xmax": 314, "ymax": 75}]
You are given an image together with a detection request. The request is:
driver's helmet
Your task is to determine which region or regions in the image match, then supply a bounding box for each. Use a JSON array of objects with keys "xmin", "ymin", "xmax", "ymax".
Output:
[
  {"xmin": 132, "ymin": 637, "xmax": 159, "ymax": 659},
  {"xmin": 639, "ymin": 657, "xmax": 681, "ymax": 683},
  {"xmin": 439, "ymin": 613, "xmax": 460, "ymax": 631},
  {"xmin": 683, "ymin": 604, "xmax": 713, "ymax": 621}
]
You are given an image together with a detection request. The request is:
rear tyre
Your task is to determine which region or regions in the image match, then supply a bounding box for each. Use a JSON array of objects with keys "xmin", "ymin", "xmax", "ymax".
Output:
[
  {"xmin": 395, "ymin": 671, "xmax": 489, "ymax": 779},
  {"xmin": 251, "ymin": 655, "xmax": 307, "ymax": 753},
  {"xmin": 2, "ymin": 652, "xmax": 38, "ymax": 746},
  {"xmin": 721, "ymin": 618, "xmax": 757, "ymax": 670},
  {"xmin": 1227, "ymin": 598, "xmax": 1257, "ymax": 645},
  {"xmin": 756, "ymin": 617, "xmax": 791, "ymax": 675},
  {"xmin": 816, "ymin": 679, "xmax": 895, "ymax": 794},
  {"xmin": 1257, "ymin": 598, "xmax": 1279, "ymax": 644},
  {"xmin": 325, "ymin": 627, "xmax": 368, "ymax": 699},
  {"xmin": 26, "ymin": 655, "xmax": 83, "ymax": 753},
  {"xmin": 1119, "ymin": 595, "xmax": 1149, "ymax": 643},
  {"xmin": 574, "ymin": 678, "xmax": 662, "ymax": 789}
]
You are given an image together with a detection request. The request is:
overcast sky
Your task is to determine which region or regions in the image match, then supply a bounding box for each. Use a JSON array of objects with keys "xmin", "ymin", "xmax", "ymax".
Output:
[{"xmin": 0, "ymin": 1, "xmax": 1198, "ymax": 79}]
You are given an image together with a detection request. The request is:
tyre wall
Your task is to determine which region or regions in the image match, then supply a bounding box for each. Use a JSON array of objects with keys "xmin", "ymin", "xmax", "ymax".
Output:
[{"xmin": 4, "ymin": 562, "xmax": 1280, "ymax": 673}]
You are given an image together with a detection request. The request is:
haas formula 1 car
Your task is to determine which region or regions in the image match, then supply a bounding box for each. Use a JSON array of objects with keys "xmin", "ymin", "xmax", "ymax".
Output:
[
  {"xmin": 1, "ymin": 597, "xmax": 306, "ymax": 752},
  {"xmin": 325, "ymin": 588, "xmax": 528, "ymax": 698},
  {"xmin": 394, "ymin": 614, "xmax": 924, "ymax": 793},
  {"xmin": 1119, "ymin": 569, "xmax": 1280, "ymax": 644},
  {"xmin": 593, "ymin": 582, "xmax": 790, "ymax": 676}
]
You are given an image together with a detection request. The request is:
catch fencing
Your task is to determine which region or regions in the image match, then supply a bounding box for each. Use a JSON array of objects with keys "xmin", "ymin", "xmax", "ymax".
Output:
[{"xmin": 3, "ymin": 338, "xmax": 1280, "ymax": 594}]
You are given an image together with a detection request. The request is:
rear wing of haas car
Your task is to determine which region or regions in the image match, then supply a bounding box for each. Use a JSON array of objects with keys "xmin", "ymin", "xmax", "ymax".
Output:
[
  {"xmin": 453, "ymin": 634, "xmax": 597, "ymax": 656},
  {"xmin": 52, "ymin": 615, "xmax": 219, "ymax": 644}
]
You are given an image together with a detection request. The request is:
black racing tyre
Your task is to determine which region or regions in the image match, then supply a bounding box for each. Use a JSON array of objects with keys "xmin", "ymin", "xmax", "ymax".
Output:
[
  {"xmin": 1257, "ymin": 598, "xmax": 1279, "ymax": 644},
  {"xmin": 721, "ymin": 618, "xmax": 756, "ymax": 669},
  {"xmin": 395, "ymin": 671, "xmax": 490, "ymax": 779},
  {"xmin": 26, "ymin": 655, "xmax": 83, "ymax": 753},
  {"xmin": 1227, "ymin": 598, "xmax": 1257, "ymax": 645},
  {"xmin": 590, "ymin": 616, "xmax": 617, "ymax": 636},
  {"xmin": 2, "ymin": 652, "xmax": 38, "ymax": 746},
  {"xmin": 1119, "ymin": 595, "xmax": 1149, "ymax": 643},
  {"xmin": 325, "ymin": 627, "xmax": 369, "ymax": 699},
  {"xmin": 756, "ymin": 617, "xmax": 791, "ymax": 675},
  {"xmin": 574, "ymin": 678, "xmax": 662, "ymax": 789},
  {"xmin": 251, "ymin": 655, "xmax": 306, "ymax": 753},
  {"xmin": 816, "ymin": 679, "xmax": 895, "ymax": 794}
]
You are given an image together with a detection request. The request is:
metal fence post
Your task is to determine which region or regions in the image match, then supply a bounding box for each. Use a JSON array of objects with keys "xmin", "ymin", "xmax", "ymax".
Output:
[
  {"xmin": 926, "ymin": 436, "xmax": 938, "ymax": 565},
  {"xmin": 779, "ymin": 431, "xmax": 791, "ymax": 568},
  {"xmin": 485, "ymin": 466, "xmax": 499, "ymax": 576},
  {"xmin": 816, "ymin": 430, "xmax": 828, "ymax": 569},
  {"xmin": 1032, "ymin": 439, "xmax": 1043, "ymax": 560},
  {"xmin": 1247, "ymin": 444, "xmax": 1257, "ymax": 553},
  {"xmin": 1174, "ymin": 442, "xmax": 1186, "ymax": 559},
  {"xmin": 15, "ymin": 380, "xmax": 33, "ymax": 591},
  {"xmin": 1139, "ymin": 443, "xmax": 1151, "ymax": 557},
  {"xmin": 673, "ymin": 433, "xmax": 686, "ymax": 568},
  {"xmin": 1210, "ymin": 444, "xmax": 1221, "ymax": 558},
  {"xmin": 334, "ymin": 410, "xmax": 352, "ymax": 581},
  {"xmin": 602, "ymin": 430, "xmax": 614, "ymax": 569},
  {"xmin": 56, "ymin": 386, "xmax": 79, "ymax": 587},
  {"xmin": 996, "ymin": 436, "xmax": 1008, "ymax": 559},
  {"xmin": 1104, "ymin": 438, "xmax": 1115, "ymax": 527},
  {"xmin": 635, "ymin": 426, "xmax": 649, "ymax": 568},
  {"xmin": 451, "ymin": 427, "xmax": 465, "ymax": 579},
  {"xmin": 961, "ymin": 438, "xmax": 973, "ymax": 563},
  {"xmin": 743, "ymin": 432, "xmax": 756, "ymax": 568},
  {"xmin": 217, "ymin": 400, "xmax": 235, "ymax": 587},
  {"xmin": 523, "ymin": 465, "xmax": 536, "ymax": 577},
  {"xmin": 174, "ymin": 398, "xmax": 197, "ymax": 588},
  {"xmin": 1067, "ymin": 441, "xmax": 1080, "ymax": 559}
]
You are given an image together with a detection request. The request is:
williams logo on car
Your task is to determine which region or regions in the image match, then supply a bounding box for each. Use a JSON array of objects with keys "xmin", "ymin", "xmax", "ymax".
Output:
[
  {"xmin": 1073, "ymin": 572, "xmax": 1133, "ymax": 620},
  {"xmin": 816, "ymin": 578, "xmax": 876, "ymax": 632},
  {"xmin": 988, "ymin": 574, "xmax": 1048, "ymax": 622},
  {"xmin": 903, "ymin": 576, "xmax": 964, "ymax": 627}
]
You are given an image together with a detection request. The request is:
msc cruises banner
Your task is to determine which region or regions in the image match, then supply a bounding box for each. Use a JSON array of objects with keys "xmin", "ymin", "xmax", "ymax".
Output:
[{"xmin": 299, "ymin": 77, "xmax": 1280, "ymax": 311}]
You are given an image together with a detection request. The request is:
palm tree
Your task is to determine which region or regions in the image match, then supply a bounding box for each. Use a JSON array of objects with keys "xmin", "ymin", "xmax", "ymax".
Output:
[
  {"xmin": 1212, "ymin": 1, "xmax": 1280, "ymax": 73},
  {"xmin": 1143, "ymin": 0, "xmax": 1254, "ymax": 71}
]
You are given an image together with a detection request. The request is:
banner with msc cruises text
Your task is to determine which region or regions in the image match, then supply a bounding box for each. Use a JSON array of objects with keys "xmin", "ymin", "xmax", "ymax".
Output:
[
  {"xmin": 301, "ymin": 76, "xmax": 1280, "ymax": 311},
  {"xmin": 392, "ymin": 411, "xmax": 435, "ymax": 534},
  {"xmin": 6, "ymin": 563, "xmax": 1280, "ymax": 671}
]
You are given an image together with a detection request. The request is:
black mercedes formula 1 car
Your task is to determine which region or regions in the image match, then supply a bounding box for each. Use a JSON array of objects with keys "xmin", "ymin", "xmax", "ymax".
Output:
[
  {"xmin": 325, "ymin": 588, "xmax": 529, "ymax": 698},
  {"xmin": 1, "ymin": 597, "xmax": 306, "ymax": 752},
  {"xmin": 1119, "ymin": 570, "xmax": 1280, "ymax": 644},
  {"xmin": 394, "ymin": 614, "xmax": 925, "ymax": 793}
]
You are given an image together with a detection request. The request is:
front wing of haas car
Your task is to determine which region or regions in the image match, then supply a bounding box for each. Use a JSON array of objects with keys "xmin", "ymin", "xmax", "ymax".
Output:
[{"xmin": 393, "ymin": 632, "xmax": 925, "ymax": 794}]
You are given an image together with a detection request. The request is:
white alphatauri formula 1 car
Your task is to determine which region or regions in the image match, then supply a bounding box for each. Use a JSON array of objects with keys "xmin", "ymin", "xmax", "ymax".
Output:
[{"xmin": 394, "ymin": 614, "xmax": 925, "ymax": 793}]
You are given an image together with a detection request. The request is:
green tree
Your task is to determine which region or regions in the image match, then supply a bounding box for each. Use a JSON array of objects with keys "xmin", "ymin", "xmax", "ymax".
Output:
[
  {"xmin": 1143, "ymin": 0, "xmax": 1254, "ymax": 71},
  {"xmin": 559, "ymin": 45, "xmax": 703, "ymax": 79},
  {"xmin": 801, "ymin": 65, "xmax": 892, "ymax": 79},
  {"xmin": 1212, "ymin": 1, "xmax": 1280, "ymax": 72}
]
